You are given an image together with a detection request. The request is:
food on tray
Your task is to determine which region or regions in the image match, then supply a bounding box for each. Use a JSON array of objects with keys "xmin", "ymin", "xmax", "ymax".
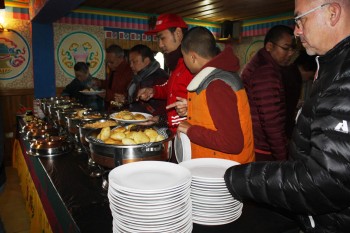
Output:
[
  {"xmin": 74, "ymin": 109, "xmax": 103, "ymax": 119},
  {"xmin": 110, "ymin": 101, "xmax": 123, "ymax": 107},
  {"xmin": 83, "ymin": 120, "xmax": 117, "ymax": 129},
  {"xmin": 110, "ymin": 131, "xmax": 126, "ymax": 141},
  {"xmin": 104, "ymin": 138, "xmax": 118, "ymax": 144},
  {"xmin": 133, "ymin": 131, "xmax": 150, "ymax": 144},
  {"xmin": 100, "ymin": 127, "xmax": 111, "ymax": 141},
  {"xmin": 113, "ymin": 126, "xmax": 127, "ymax": 133},
  {"xmin": 122, "ymin": 138, "xmax": 136, "ymax": 145},
  {"xmin": 77, "ymin": 109, "xmax": 87, "ymax": 118},
  {"xmin": 96, "ymin": 126, "xmax": 165, "ymax": 145},
  {"xmin": 134, "ymin": 113, "xmax": 146, "ymax": 120},
  {"xmin": 112, "ymin": 110, "xmax": 147, "ymax": 121}
]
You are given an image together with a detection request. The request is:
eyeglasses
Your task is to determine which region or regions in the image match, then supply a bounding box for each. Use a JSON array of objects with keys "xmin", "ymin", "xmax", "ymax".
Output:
[
  {"xmin": 294, "ymin": 3, "xmax": 331, "ymax": 29},
  {"xmin": 271, "ymin": 42, "xmax": 296, "ymax": 52}
]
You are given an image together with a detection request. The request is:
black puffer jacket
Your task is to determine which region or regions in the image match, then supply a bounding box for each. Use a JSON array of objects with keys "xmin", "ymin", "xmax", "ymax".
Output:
[{"xmin": 224, "ymin": 35, "xmax": 350, "ymax": 233}]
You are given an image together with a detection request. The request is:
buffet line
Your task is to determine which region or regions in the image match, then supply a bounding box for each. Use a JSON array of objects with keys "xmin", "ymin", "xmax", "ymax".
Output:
[
  {"xmin": 22, "ymin": 97, "xmax": 174, "ymax": 187},
  {"xmin": 16, "ymin": 97, "xmax": 300, "ymax": 233}
]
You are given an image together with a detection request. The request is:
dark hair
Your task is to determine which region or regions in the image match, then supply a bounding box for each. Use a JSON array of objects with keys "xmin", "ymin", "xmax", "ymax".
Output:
[
  {"xmin": 168, "ymin": 27, "xmax": 188, "ymax": 36},
  {"xmin": 264, "ymin": 25, "xmax": 294, "ymax": 46},
  {"xmin": 106, "ymin": 44, "xmax": 124, "ymax": 57},
  {"xmin": 181, "ymin": 26, "xmax": 218, "ymax": 59},
  {"xmin": 129, "ymin": 44, "xmax": 155, "ymax": 62},
  {"xmin": 74, "ymin": 62, "xmax": 89, "ymax": 73},
  {"xmin": 294, "ymin": 50, "xmax": 317, "ymax": 72}
]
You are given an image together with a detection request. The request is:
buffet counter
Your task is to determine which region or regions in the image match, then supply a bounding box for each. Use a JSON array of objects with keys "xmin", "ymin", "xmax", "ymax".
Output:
[{"xmin": 14, "ymin": 117, "xmax": 300, "ymax": 233}]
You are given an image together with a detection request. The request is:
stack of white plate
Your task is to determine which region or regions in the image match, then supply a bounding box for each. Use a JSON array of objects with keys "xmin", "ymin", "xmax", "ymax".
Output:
[
  {"xmin": 179, "ymin": 158, "xmax": 243, "ymax": 225},
  {"xmin": 108, "ymin": 161, "xmax": 193, "ymax": 233}
]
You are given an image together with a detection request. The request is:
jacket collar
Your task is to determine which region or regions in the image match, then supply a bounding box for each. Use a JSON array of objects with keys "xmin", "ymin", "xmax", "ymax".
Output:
[
  {"xmin": 318, "ymin": 35, "xmax": 350, "ymax": 63},
  {"xmin": 187, "ymin": 67, "xmax": 216, "ymax": 91}
]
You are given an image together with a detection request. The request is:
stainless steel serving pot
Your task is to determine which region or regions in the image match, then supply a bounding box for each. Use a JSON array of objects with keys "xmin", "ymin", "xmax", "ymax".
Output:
[
  {"xmin": 25, "ymin": 127, "xmax": 59, "ymax": 141},
  {"xmin": 29, "ymin": 136, "xmax": 70, "ymax": 156},
  {"xmin": 56, "ymin": 106, "xmax": 86, "ymax": 128},
  {"xmin": 85, "ymin": 127, "xmax": 173, "ymax": 169},
  {"xmin": 20, "ymin": 120, "xmax": 50, "ymax": 133},
  {"xmin": 46, "ymin": 98, "xmax": 74, "ymax": 117},
  {"xmin": 77, "ymin": 118, "xmax": 116, "ymax": 148},
  {"xmin": 66, "ymin": 111, "xmax": 107, "ymax": 135}
]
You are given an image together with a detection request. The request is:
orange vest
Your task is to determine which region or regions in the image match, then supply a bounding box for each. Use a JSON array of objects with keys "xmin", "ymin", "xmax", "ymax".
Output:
[{"xmin": 187, "ymin": 69, "xmax": 255, "ymax": 164}]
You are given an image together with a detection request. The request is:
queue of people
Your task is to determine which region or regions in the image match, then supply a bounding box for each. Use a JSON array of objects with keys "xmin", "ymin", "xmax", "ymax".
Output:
[
  {"xmin": 58, "ymin": 5, "xmax": 350, "ymax": 231},
  {"xmin": 224, "ymin": 0, "xmax": 350, "ymax": 232}
]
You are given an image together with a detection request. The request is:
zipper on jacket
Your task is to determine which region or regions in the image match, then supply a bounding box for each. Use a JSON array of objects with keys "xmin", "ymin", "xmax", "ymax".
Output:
[
  {"xmin": 308, "ymin": 215, "xmax": 315, "ymax": 228},
  {"xmin": 313, "ymin": 56, "xmax": 320, "ymax": 82}
]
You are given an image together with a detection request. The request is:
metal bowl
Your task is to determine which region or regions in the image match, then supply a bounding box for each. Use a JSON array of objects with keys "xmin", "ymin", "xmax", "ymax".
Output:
[
  {"xmin": 77, "ymin": 118, "xmax": 117, "ymax": 148},
  {"xmin": 85, "ymin": 127, "xmax": 173, "ymax": 169},
  {"xmin": 66, "ymin": 111, "xmax": 107, "ymax": 135},
  {"xmin": 29, "ymin": 136, "xmax": 71, "ymax": 157}
]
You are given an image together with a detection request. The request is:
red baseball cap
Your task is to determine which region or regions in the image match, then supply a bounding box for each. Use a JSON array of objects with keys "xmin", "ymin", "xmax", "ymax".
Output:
[{"xmin": 145, "ymin": 14, "xmax": 188, "ymax": 35}]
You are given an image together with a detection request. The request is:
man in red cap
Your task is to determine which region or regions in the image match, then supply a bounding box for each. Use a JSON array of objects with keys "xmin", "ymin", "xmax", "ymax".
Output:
[{"xmin": 137, "ymin": 14, "xmax": 193, "ymax": 133}]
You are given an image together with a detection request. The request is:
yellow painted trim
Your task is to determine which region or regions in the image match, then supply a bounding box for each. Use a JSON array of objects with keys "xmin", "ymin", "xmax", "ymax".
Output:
[
  {"xmin": 186, "ymin": 21, "xmax": 221, "ymax": 28},
  {"xmin": 4, "ymin": 2, "xmax": 29, "ymax": 8},
  {"xmin": 73, "ymin": 8, "xmax": 149, "ymax": 20},
  {"xmin": 243, "ymin": 16, "xmax": 293, "ymax": 27},
  {"xmin": 73, "ymin": 8, "xmax": 220, "ymax": 28}
]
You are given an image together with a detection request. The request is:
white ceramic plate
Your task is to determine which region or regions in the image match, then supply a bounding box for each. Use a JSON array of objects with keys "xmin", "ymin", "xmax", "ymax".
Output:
[
  {"xmin": 192, "ymin": 211, "xmax": 242, "ymax": 225},
  {"xmin": 179, "ymin": 158, "xmax": 240, "ymax": 180},
  {"xmin": 174, "ymin": 132, "xmax": 191, "ymax": 163},
  {"xmin": 108, "ymin": 161, "xmax": 191, "ymax": 193},
  {"xmin": 110, "ymin": 111, "xmax": 152, "ymax": 123},
  {"xmin": 79, "ymin": 90, "xmax": 105, "ymax": 95}
]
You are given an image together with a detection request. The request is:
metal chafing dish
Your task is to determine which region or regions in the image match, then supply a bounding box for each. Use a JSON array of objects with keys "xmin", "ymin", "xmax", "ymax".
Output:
[
  {"xmin": 66, "ymin": 111, "xmax": 108, "ymax": 153},
  {"xmin": 85, "ymin": 126, "xmax": 173, "ymax": 169},
  {"xmin": 20, "ymin": 120, "xmax": 49, "ymax": 133},
  {"xmin": 28, "ymin": 135, "xmax": 70, "ymax": 157},
  {"xmin": 66, "ymin": 111, "xmax": 107, "ymax": 135},
  {"xmin": 43, "ymin": 97, "xmax": 73, "ymax": 116},
  {"xmin": 77, "ymin": 118, "xmax": 117, "ymax": 149},
  {"xmin": 56, "ymin": 105, "xmax": 85, "ymax": 128},
  {"xmin": 25, "ymin": 126, "xmax": 59, "ymax": 141},
  {"xmin": 77, "ymin": 118, "xmax": 118, "ymax": 172}
]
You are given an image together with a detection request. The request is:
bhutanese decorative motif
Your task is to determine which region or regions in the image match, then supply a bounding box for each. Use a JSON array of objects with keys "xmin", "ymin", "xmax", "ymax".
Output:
[
  {"xmin": 0, "ymin": 29, "xmax": 30, "ymax": 80},
  {"xmin": 56, "ymin": 31, "xmax": 104, "ymax": 79}
]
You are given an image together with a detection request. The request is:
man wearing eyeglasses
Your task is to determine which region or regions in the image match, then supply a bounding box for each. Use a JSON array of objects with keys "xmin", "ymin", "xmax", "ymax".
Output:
[
  {"xmin": 225, "ymin": 0, "xmax": 350, "ymax": 232},
  {"xmin": 241, "ymin": 25, "xmax": 296, "ymax": 161}
]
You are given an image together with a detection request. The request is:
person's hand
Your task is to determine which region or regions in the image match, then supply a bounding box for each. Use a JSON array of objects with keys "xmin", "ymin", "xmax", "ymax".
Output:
[
  {"xmin": 91, "ymin": 78, "xmax": 102, "ymax": 89},
  {"xmin": 137, "ymin": 88, "xmax": 154, "ymax": 101},
  {"xmin": 97, "ymin": 92, "xmax": 106, "ymax": 98},
  {"xmin": 135, "ymin": 116, "xmax": 159, "ymax": 126},
  {"xmin": 166, "ymin": 97, "xmax": 188, "ymax": 117},
  {"xmin": 114, "ymin": 93, "xmax": 126, "ymax": 104},
  {"xmin": 177, "ymin": 121, "xmax": 191, "ymax": 134}
]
